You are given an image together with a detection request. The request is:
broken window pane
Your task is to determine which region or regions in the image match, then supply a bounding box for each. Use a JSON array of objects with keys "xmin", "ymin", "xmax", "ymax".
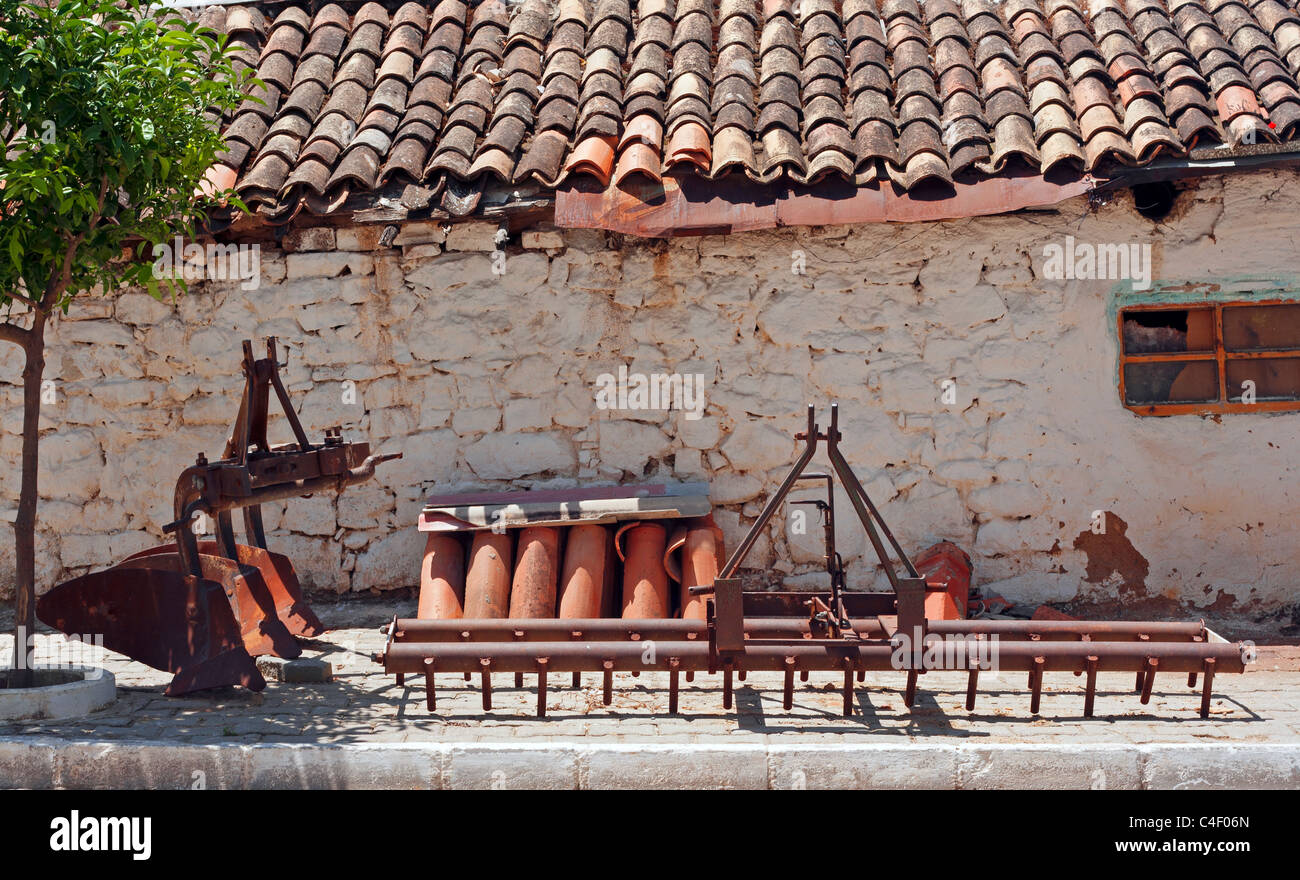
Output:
[
  {"xmin": 1226, "ymin": 357, "xmax": 1300, "ymax": 401},
  {"xmin": 1222, "ymin": 304, "xmax": 1300, "ymax": 352},
  {"xmin": 1121, "ymin": 308, "xmax": 1214, "ymax": 354},
  {"xmin": 1124, "ymin": 360, "xmax": 1219, "ymax": 405}
]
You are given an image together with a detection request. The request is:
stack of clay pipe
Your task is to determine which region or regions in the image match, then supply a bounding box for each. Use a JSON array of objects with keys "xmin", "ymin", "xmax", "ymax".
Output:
[{"xmin": 417, "ymin": 516, "xmax": 725, "ymax": 623}]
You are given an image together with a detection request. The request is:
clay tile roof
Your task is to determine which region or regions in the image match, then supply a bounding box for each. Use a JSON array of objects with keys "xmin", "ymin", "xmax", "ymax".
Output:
[{"xmin": 205, "ymin": 0, "xmax": 1300, "ymax": 224}]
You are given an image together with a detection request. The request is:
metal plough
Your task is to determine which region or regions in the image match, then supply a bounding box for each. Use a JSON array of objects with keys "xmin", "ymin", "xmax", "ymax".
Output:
[{"xmin": 39, "ymin": 338, "xmax": 399, "ymax": 695}]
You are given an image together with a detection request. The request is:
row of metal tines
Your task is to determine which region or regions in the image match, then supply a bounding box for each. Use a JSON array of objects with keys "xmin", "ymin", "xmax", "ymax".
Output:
[{"xmin": 378, "ymin": 617, "xmax": 1247, "ymax": 718}]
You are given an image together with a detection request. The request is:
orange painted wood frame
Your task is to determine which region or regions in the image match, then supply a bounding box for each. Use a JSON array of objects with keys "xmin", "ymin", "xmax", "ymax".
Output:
[{"xmin": 1118, "ymin": 299, "xmax": 1300, "ymax": 416}]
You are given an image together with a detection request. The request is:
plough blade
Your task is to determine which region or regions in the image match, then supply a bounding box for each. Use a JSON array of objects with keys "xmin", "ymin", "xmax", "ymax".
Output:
[
  {"xmin": 114, "ymin": 550, "xmax": 300, "ymax": 659},
  {"xmin": 230, "ymin": 544, "xmax": 324, "ymax": 638},
  {"xmin": 123, "ymin": 541, "xmax": 324, "ymax": 640},
  {"xmin": 36, "ymin": 567, "xmax": 265, "ymax": 696}
]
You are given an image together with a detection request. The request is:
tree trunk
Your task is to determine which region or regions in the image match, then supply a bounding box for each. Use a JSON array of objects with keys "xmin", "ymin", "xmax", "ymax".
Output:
[{"xmin": 10, "ymin": 311, "xmax": 47, "ymax": 687}]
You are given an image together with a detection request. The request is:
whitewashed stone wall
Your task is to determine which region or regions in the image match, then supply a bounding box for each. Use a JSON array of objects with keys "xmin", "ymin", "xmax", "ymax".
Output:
[{"xmin": 2, "ymin": 169, "xmax": 1298, "ymax": 616}]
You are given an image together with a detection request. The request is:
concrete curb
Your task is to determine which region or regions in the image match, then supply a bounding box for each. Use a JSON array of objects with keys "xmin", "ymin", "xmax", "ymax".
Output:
[{"xmin": 1, "ymin": 738, "xmax": 1297, "ymax": 789}]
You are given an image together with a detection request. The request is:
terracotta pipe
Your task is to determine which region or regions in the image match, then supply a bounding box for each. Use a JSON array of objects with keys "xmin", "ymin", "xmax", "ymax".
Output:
[
  {"xmin": 463, "ymin": 531, "xmax": 513, "ymax": 619},
  {"xmin": 663, "ymin": 525, "xmax": 688, "ymax": 584},
  {"xmin": 619, "ymin": 522, "xmax": 670, "ymax": 619},
  {"xmin": 558, "ymin": 525, "xmax": 609, "ymax": 619},
  {"xmin": 417, "ymin": 534, "xmax": 466, "ymax": 619},
  {"xmin": 680, "ymin": 519, "xmax": 723, "ymax": 621},
  {"xmin": 509, "ymin": 527, "xmax": 560, "ymax": 619},
  {"xmin": 601, "ymin": 525, "xmax": 620, "ymax": 619}
]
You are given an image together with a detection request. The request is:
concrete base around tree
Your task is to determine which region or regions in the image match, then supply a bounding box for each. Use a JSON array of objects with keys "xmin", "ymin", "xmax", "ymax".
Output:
[
  {"xmin": 0, "ymin": 668, "xmax": 116, "ymax": 724},
  {"xmin": 1, "ymin": 739, "xmax": 1297, "ymax": 790}
]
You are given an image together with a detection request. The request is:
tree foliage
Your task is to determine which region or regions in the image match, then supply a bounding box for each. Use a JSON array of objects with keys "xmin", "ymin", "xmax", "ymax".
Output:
[
  {"xmin": 0, "ymin": 0, "xmax": 251, "ymax": 312},
  {"xmin": 0, "ymin": 0, "xmax": 252, "ymax": 681}
]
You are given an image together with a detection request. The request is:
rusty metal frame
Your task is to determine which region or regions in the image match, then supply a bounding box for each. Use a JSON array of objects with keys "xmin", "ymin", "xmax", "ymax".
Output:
[{"xmin": 376, "ymin": 403, "xmax": 1252, "ymax": 720}]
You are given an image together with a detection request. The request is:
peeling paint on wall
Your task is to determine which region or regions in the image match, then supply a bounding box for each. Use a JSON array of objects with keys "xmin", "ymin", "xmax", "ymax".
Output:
[{"xmin": 1072, "ymin": 513, "xmax": 1150, "ymax": 598}]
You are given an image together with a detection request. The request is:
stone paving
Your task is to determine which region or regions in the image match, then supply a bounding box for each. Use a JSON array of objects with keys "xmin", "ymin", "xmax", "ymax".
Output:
[{"xmin": 3, "ymin": 600, "xmax": 1298, "ymax": 747}]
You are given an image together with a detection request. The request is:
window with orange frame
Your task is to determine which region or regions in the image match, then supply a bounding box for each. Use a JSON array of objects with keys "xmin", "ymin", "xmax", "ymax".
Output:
[{"xmin": 1119, "ymin": 301, "xmax": 1300, "ymax": 415}]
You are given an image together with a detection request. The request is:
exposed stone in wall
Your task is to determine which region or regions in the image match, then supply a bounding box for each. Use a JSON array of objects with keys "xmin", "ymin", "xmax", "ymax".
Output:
[{"xmin": 1, "ymin": 172, "xmax": 1298, "ymax": 615}]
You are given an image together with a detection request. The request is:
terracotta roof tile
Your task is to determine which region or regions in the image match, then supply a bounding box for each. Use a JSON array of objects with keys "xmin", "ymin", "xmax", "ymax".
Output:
[{"xmin": 206, "ymin": 0, "xmax": 1300, "ymax": 220}]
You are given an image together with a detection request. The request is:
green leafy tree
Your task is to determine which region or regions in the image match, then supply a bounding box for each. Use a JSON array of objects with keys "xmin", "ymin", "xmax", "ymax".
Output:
[{"xmin": 0, "ymin": 0, "xmax": 249, "ymax": 684}]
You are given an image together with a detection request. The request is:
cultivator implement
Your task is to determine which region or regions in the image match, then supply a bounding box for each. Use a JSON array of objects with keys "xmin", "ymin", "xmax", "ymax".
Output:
[
  {"xmin": 376, "ymin": 404, "xmax": 1250, "ymax": 719},
  {"xmin": 39, "ymin": 338, "xmax": 398, "ymax": 695}
]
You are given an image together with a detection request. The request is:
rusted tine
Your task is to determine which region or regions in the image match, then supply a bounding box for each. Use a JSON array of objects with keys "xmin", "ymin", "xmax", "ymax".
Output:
[
  {"xmin": 1084, "ymin": 655, "xmax": 1099, "ymax": 717},
  {"xmin": 396, "ymin": 673, "xmax": 404, "ymax": 686},
  {"xmin": 1200, "ymin": 658, "xmax": 1216, "ymax": 718},
  {"xmin": 842, "ymin": 658, "xmax": 854, "ymax": 716},
  {"xmin": 536, "ymin": 657, "xmax": 549, "ymax": 718},
  {"xmin": 513, "ymin": 628, "xmax": 524, "ymax": 689},
  {"xmin": 602, "ymin": 659, "xmax": 614, "ymax": 706},
  {"xmin": 1140, "ymin": 657, "xmax": 1157, "ymax": 705},
  {"xmin": 783, "ymin": 657, "xmax": 796, "ymax": 710},
  {"xmin": 965, "ymin": 669, "xmax": 979, "ymax": 711},
  {"xmin": 423, "ymin": 658, "xmax": 435, "ymax": 712},
  {"xmin": 668, "ymin": 658, "xmax": 680, "ymax": 714},
  {"xmin": 1187, "ymin": 672, "xmax": 1198, "ymax": 688},
  {"xmin": 480, "ymin": 658, "xmax": 492, "ymax": 711},
  {"xmin": 904, "ymin": 669, "xmax": 918, "ymax": 707},
  {"xmin": 1135, "ymin": 633, "xmax": 1150, "ymax": 692},
  {"xmin": 215, "ymin": 510, "xmax": 240, "ymax": 560},
  {"xmin": 722, "ymin": 660, "xmax": 734, "ymax": 709},
  {"xmin": 1030, "ymin": 657, "xmax": 1045, "ymax": 714}
]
